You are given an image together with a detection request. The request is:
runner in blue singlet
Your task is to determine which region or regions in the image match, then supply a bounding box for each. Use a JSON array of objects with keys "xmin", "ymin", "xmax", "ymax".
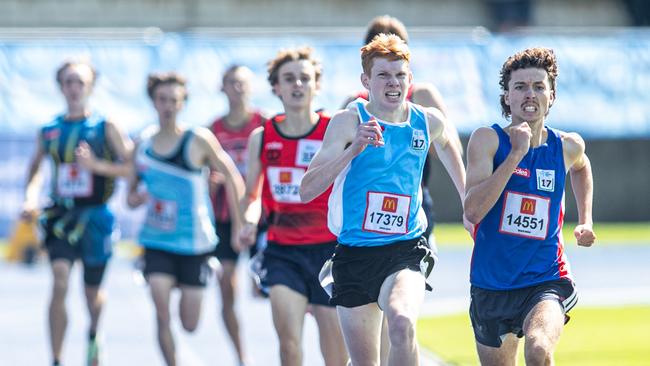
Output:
[
  {"xmin": 464, "ymin": 47, "xmax": 596, "ymax": 366},
  {"xmin": 301, "ymin": 34, "xmax": 467, "ymax": 366},
  {"xmin": 127, "ymin": 72, "xmax": 245, "ymax": 366},
  {"xmin": 22, "ymin": 59, "xmax": 133, "ymax": 366}
]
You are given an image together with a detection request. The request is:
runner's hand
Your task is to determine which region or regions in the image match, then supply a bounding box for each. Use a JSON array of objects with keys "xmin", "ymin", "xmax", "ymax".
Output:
[
  {"xmin": 127, "ymin": 190, "xmax": 149, "ymax": 208},
  {"xmin": 350, "ymin": 118, "xmax": 384, "ymax": 155},
  {"xmin": 75, "ymin": 141, "xmax": 98, "ymax": 171},
  {"xmin": 239, "ymin": 221, "xmax": 257, "ymax": 249},
  {"xmin": 20, "ymin": 204, "xmax": 37, "ymax": 222},
  {"xmin": 509, "ymin": 122, "xmax": 532, "ymax": 157},
  {"xmin": 574, "ymin": 224, "xmax": 596, "ymax": 247},
  {"xmin": 210, "ymin": 171, "xmax": 226, "ymax": 185}
]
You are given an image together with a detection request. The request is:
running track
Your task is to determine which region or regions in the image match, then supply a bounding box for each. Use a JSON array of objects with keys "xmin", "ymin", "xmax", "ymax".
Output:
[{"xmin": 1, "ymin": 244, "xmax": 649, "ymax": 365}]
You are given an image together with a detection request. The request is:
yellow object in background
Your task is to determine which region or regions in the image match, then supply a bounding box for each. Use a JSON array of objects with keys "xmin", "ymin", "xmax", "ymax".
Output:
[{"xmin": 6, "ymin": 215, "xmax": 41, "ymax": 264}]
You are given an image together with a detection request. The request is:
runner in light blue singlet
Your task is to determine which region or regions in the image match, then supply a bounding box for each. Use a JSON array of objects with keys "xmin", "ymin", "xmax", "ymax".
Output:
[
  {"xmin": 329, "ymin": 99, "xmax": 430, "ymax": 247},
  {"xmin": 135, "ymin": 129, "xmax": 217, "ymax": 255}
]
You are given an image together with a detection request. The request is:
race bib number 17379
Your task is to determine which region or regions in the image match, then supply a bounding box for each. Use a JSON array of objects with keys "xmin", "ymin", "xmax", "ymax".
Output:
[{"xmin": 362, "ymin": 191, "xmax": 411, "ymax": 234}]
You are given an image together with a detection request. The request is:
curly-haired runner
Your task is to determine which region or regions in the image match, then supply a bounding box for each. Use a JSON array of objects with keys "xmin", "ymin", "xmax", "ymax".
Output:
[{"xmin": 464, "ymin": 47, "xmax": 596, "ymax": 366}]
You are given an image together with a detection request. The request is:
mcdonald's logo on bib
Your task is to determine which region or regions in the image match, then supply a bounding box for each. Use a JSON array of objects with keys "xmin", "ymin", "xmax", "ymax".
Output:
[
  {"xmin": 520, "ymin": 198, "xmax": 536, "ymax": 215},
  {"xmin": 382, "ymin": 196, "xmax": 398, "ymax": 213},
  {"xmin": 279, "ymin": 171, "xmax": 292, "ymax": 183}
]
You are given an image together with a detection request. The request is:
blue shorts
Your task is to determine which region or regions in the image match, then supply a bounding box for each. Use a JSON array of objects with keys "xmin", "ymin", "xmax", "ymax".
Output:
[
  {"xmin": 256, "ymin": 242, "xmax": 336, "ymax": 306},
  {"xmin": 41, "ymin": 204, "xmax": 115, "ymax": 285}
]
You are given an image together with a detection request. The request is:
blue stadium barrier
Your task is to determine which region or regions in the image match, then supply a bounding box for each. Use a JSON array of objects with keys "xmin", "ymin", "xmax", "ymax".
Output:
[{"xmin": 1, "ymin": 30, "xmax": 649, "ymax": 236}]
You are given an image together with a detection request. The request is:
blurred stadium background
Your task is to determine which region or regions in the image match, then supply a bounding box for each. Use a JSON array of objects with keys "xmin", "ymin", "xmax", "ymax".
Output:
[
  {"xmin": 1, "ymin": 0, "xmax": 648, "ymax": 239},
  {"xmin": 1, "ymin": 0, "xmax": 649, "ymax": 365}
]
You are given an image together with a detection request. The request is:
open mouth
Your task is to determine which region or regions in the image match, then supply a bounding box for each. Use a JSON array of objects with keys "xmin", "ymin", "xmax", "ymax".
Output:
[
  {"xmin": 385, "ymin": 91, "xmax": 401, "ymax": 101},
  {"xmin": 523, "ymin": 104, "xmax": 538, "ymax": 113}
]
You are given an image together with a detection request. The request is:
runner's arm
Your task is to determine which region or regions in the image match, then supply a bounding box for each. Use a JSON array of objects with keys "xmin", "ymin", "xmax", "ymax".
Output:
[
  {"xmin": 197, "ymin": 128, "xmax": 245, "ymax": 229},
  {"xmin": 463, "ymin": 127, "xmax": 520, "ymax": 224},
  {"xmin": 427, "ymin": 108, "xmax": 466, "ymax": 203},
  {"xmin": 126, "ymin": 143, "xmax": 147, "ymax": 208},
  {"xmin": 239, "ymin": 127, "xmax": 264, "ymax": 246},
  {"xmin": 564, "ymin": 132, "xmax": 596, "ymax": 246},
  {"xmin": 300, "ymin": 109, "xmax": 380, "ymax": 203},
  {"xmin": 74, "ymin": 120, "xmax": 133, "ymax": 177}
]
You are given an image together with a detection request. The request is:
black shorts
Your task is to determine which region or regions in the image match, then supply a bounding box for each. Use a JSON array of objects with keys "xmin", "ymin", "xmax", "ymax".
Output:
[
  {"xmin": 212, "ymin": 221, "xmax": 262, "ymax": 262},
  {"xmin": 256, "ymin": 242, "xmax": 335, "ymax": 306},
  {"xmin": 330, "ymin": 237, "xmax": 434, "ymax": 308},
  {"xmin": 469, "ymin": 278, "xmax": 578, "ymax": 347},
  {"xmin": 144, "ymin": 248, "xmax": 211, "ymax": 287},
  {"xmin": 45, "ymin": 237, "xmax": 108, "ymax": 286},
  {"xmin": 42, "ymin": 205, "xmax": 114, "ymax": 286}
]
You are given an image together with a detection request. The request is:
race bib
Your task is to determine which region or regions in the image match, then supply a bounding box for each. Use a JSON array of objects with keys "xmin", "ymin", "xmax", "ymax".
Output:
[
  {"xmin": 499, "ymin": 191, "xmax": 550, "ymax": 240},
  {"xmin": 536, "ymin": 169, "xmax": 555, "ymax": 192},
  {"xmin": 362, "ymin": 192, "xmax": 411, "ymax": 234},
  {"xmin": 56, "ymin": 163, "xmax": 93, "ymax": 198},
  {"xmin": 267, "ymin": 167, "xmax": 304, "ymax": 203},
  {"xmin": 295, "ymin": 139, "xmax": 322, "ymax": 167},
  {"xmin": 146, "ymin": 198, "xmax": 178, "ymax": 231},
  {"xmin": 411, "ymin": 129, "xmax": 427, "ymax": 151}
]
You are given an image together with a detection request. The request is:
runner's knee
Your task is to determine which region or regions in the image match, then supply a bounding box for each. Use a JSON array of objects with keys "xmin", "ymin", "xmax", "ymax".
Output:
[
  {"xmin": 181, "ymin": 319, "xmax": 199, "ymax": 332},
  {"xmin": 51, "ymin": 270, "xmax": 70, "ymax": 299},
  {"xmin": 525, "ymin": 334, "xmax": 554, "ymax": 365},
  {"xmin": 155, "ymin": 307, "xmax": 172, "ymax": 328},
  {"xmin": 180, "ymin": 310, "xmax": 200, "ymax": 332},
  {"xmin": 279, "ymin": 336, "xmax": 301, "ymax": 359},
  {"xmin": 387, "ymin": 314, "xmax": 415, "ymax": 347},
  {"xmin": 83, "ymin": 286, "xmax": 103, "ymax": 307},
  {"xmin": 220, "ymin": 284, "xmax": 236, "ymax": 309}
]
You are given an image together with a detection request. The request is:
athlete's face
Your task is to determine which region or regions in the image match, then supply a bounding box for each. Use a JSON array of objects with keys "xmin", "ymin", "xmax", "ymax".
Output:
[
  {"xmin": 152, "ymin": 83, "xmax": 186, "ymax": 124},
  {"xmin": 272, "ymin": 60, "xmax": 319, "ymax": 110},
  {"xmin": 362, "ymin": 57, "xmax": 412, "ymax": 109},
  {"xmin": 504, "ymin": 68, "xmax": 555, "ymax": 125},
  {"xmin": 222, "ymin": 67, "xmax": 252, "ymax": 104},
  {"xmin": 59, "ymin": 64, "xmax": 95, "ymax": 110}
]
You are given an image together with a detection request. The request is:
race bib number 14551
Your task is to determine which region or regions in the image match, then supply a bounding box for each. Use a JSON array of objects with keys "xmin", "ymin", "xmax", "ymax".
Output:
[{"xmin": 499, "ymin": 191, "xmax": 550, "ymax": 240}]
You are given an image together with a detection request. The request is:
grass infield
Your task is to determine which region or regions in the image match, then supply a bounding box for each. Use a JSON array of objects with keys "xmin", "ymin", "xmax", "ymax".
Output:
[{"xmin": 417, "ymin": 305, "xmax": 650, "ymax": 366}]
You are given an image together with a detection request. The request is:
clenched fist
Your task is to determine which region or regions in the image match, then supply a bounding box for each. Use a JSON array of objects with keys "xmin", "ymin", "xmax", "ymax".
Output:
[{"xmin": 574, "ymin": 224, "xmax": 596, "ymax": 247}]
